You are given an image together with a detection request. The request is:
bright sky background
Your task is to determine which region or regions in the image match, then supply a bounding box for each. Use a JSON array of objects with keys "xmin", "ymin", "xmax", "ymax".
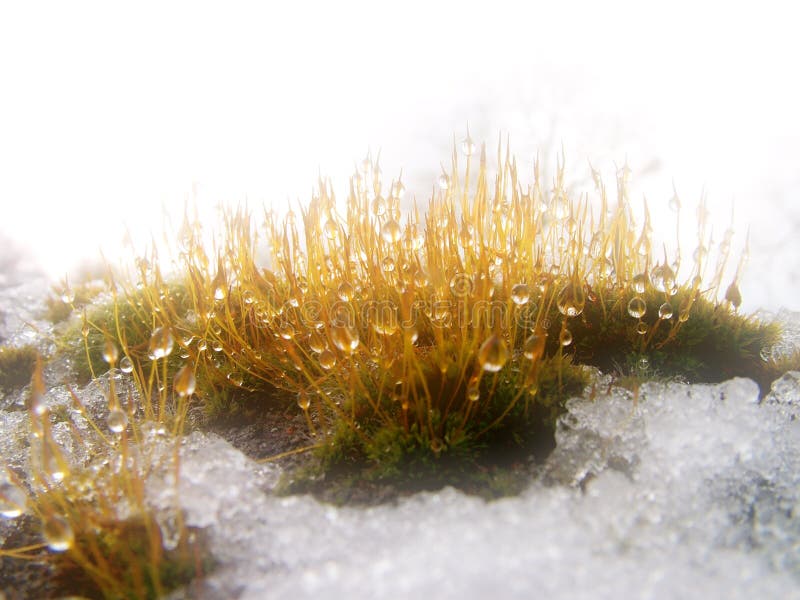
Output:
[{"xmin": 1, "ymin": 1, "xmax": 798, "ymax": 310}]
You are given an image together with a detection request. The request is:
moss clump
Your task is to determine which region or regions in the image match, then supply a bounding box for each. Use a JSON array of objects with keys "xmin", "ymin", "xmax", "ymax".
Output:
[
  {"xmin": 0, "ymin": 344, "xmax": 38, "ymax": 393},
  {"xmin": 283, "ymin": 355, "xmax": 590, "ymax": 501},
  {"xmin": 51, "ymin": 513, "xmax": 213, "ymax": 600}
]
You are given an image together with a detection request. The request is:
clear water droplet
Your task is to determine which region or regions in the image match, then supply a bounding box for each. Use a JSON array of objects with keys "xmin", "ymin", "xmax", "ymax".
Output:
[
  {"xmin": 725, "ymin": 281, "xmax": 742, "ymax": 308},
  {"xmin": 297, "ymin": 391, "xmax": 311, "ymax": 411},
  {"xmin": 510, "ymin": 283, "xmax": 530, "ymax": 306},
  {"xmin": 173, "ymin": 365, "xmax": 196, "ymax": 397},
  {"xmin": 119, "ymin": 356, "xmax": 134, "ymax": 373},
  {"xmin": 638, "ymin": 357, "xmax": 650, "ymax": 371},
  {"xmin": 337, "ymin": 281, "xmax": 354, "ymax": 301},
  {"xmin": 478, "ymin": 334, "xmax": 508, "ymax": 372},
  {"xmin": 658, "ymin": 302, "xmax": 674, "ymax": 320},
  {"xmin": 559, "ymin": 328, "xmax": 573, "ymax": 346},
  {"xmin": 107, "ymin": 408, "xmax": 128, "ymax": 433},
  {"xmin": 636, "ymin": 321, "xmax": 648, "ymax": 335},
  {"xmin": 331, "ymin": 322, "xmax": 359, "ymax": 353},
  {"xmin": 556, "ymin": 282, "xmax": 585, "ymax": 317},
  {"xmin": 437, "ymin": 173, "xmax": 450, "ymax": 190},
  {"xmin": 148, "ymin": 327, "xmax": 174, "ymax": 360},
  {"xmin": 523, "ymin": 331, "xmax": 547, "ymax": 361},
  {"xmin": 319, "ymin": 349, "xmax": 336, "ymax": 369},
  {"xmin": 381, "ymin": 219, "xmax": 402, "ymax": 243},
  {"xmin": 382, "ymin": 256, "xmax": 396, "ymax": 272},
  {"xmin": 43, "ymin": 515, "xmax": 73, "ymax": 552},
  {"xmin": 632, "ymin": 273, "xmax": 648, "ymax": 294},
  {"xmin": 309, "ymin": 330, "xmax": 327, "ymax": 353},
  {"xmin": 466, "ymin": 376, "xmax": 480, "ymax": 402},
  {"xmin": 0, "ymin": 481, "xmax": 26, "ymax": 518},
  {"xmin": 627, "ymin": 296, "xmax": 647, "ymax": 319},
  {"xmin": 461, "ymin": 136, "xmax": 475, "ymax": 156},
  {"xmin": 371, "ymin": 196, "xmax": 387, "ymax": 216},
  {"xmin": 227, "ymin": 372, "xmax": 244, "ymax": 387}
]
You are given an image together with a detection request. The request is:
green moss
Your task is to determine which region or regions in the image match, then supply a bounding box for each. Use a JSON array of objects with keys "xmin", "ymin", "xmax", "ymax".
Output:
[
  {"xmin": 52, "ymin": 512, "xmax": 212, "ymax": 600},
  {"xmin": 283, "ymin": 355, "xmax": 590, "ymax": 501},
  {"xmin": 0, "ymin": 344, "xmax": 38, "ymax": 392}
]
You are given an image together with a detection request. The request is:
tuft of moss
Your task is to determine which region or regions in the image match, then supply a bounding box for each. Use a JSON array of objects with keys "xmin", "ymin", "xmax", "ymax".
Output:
[{"xmin": 0, "ymin": 344, "xmax": 38, "ymax": 393}]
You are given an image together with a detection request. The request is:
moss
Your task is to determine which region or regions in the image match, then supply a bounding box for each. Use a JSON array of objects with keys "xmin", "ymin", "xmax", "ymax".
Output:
[
  {"xmin": 0, "ymin": 344, "xmax": 38, "ymax": 392},
  {"xmin": 52, "ymin": 512, "xmax": 213, "ymax": 600}
]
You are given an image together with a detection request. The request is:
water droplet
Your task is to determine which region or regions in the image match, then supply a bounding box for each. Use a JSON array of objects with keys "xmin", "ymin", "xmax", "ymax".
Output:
[
  {"xmin": 279, "ymin": 322, "xmax": 295, "ymax": 340},
  {"xmin": 212, "ymin": 341, "xmax": 223, "ymax": 353},
  {"xmin": 523, "ymin": 331, "xmax": 547, "ymax": 361},
  {"xmin": 43, "ymin": 515, "xmax": 74, "ymax": 552},
  {"xmin": 297, "ymin": 391, "xmax": 311, "ymax": 411},
  {"xmin": 371, "ymin": 196, "xmax": 387, "ymax": 216},
  {"xmin": 668, "ymin": 194, "xmax": 681, "ymax": 212},
  {"xmin": 658, "ymin": 302, "xmax": 674, "ymax": 320},
  {"xmin": 173, "ymin": 365, "xmax": 196, "ymax": 397},
  {"xmin": 632, "ymin": 273, "xmax": 648, "ymax": 294},
  {"xmin": 510, "ymin": 283, "xmax": 530, "ymax": 306},
  {"xmin": 402, "ymin": 324, "xmax": 419, "ymax": 344},
  {"xmin": 227, "ymin": 372, "xmax": 244, "ymax": 387},
  {"xmin": 437, "ymin": 174, "xmax": 450, "ymax": 190},
  {"xmin": 119, "ymin": 356, "xmax": 134, "ymax": 373},
  {"xmin": 60, "ymin": 288, "xmax": 75, "ymax": 304},
  {"xmin": 324, "ymin": 219, "xmax": 339, "ymax": 240},
  {"xmin": 197, "ymin": 340, "xmax": 208, "ymax": 352},
  {"xmin": 381, "ymin": 219, "xmax": 402, "ymax": 243},
  {"xmin": 101, "ymin": 340, "xmax": 119, "ymax": 365},
  {"xmin": 466, "ymin": 376, "xmax": 480, "ymax": 402},
  {"xmin": 331, "ymin": 322, "xmax": 359, "ymax": 353},
  {"xmin": 559, "ymin": 328, "xmax": 573, "ymax": 347},
  {"xmin": 148, "ymin": 327, "xmax": 174, "ymax": 360},
  {"xmin": 382, "ymin": 256, "xmax": 396, "ymax": 272},
  {"xmin": 627, "ymin": 296, "xmax": 647, "ymax": 319},
  {"xmin": 372, "ymin": 308, "xmax": 398, "ymax": 336},
  {"xmin": 461, "ymin": 136, "xmax": 475, "ymax": 156},
  {"xmin": 636, "ymin": 322, "xmax": 648, "ymax": 335},
  {"xmin": 556, "ymin": 282, "xmax": 585, "ymax": 317},
  {"xmin": 309, "ymin": 330, "xmax": 327, "ymax": 353},
  {"xmin": 638, "ymin": 357, "xmax": 650, "ymax": 371},
  {"xmin": 478, "ymin": 334, "xmax": 508, "ymax": 372},
  {"xmin": 107, "ymin": 408, "xmax": 128, "ymax": 434},
  {"xmin": 319, "ymin": 349, "xmax": 337, "ymax": 369},
  {"xmin": 242, "ymin": 290, "xmax": 255, "ymax": 305},
  {"xmin": 0, "ymin": 481, "xmax": 26, "ymax": 518},
  {"xmin": 337, "ymin": 281, "xmax": 354, "ymax": 301}
]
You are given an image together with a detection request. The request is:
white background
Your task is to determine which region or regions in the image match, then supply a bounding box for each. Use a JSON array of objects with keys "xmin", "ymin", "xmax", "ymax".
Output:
[{"xmin": 1, "ymin": 1, "xmax": 798, "ymax": 311}]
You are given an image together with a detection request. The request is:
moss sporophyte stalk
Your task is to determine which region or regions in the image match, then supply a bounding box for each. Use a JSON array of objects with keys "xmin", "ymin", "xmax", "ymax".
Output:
[{"xmin": 2, "ymin": 138, "xmax": 797, "ymax": 597}]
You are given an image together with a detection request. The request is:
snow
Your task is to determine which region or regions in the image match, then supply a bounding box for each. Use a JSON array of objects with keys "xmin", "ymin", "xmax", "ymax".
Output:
[{"xmin": 155, "ymin": 371, "xmax": 800, "ymax": 600}]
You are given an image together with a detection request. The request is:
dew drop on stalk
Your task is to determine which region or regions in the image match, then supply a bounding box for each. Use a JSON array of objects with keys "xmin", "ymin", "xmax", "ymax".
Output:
[
  {"xmin": 119, "ymin": 356, "xmax": 134, "ymax": 373},
  {"xmin": 466, "ymin": 376, "xmax": 481, "ymax": 402},
  {"xmin": 478, "ymin": 334, "xmax": 508, "ymax": 372},
  {"xmin": 638, "ymin": 357, "xmax": 650, "ymax": 371},
  {"xmin": 297, "ymin": 391, "xmax": 311, "ymax": 411},
  {"xmin": 197, "ymin": 340, "xmax": 208, "ymax": 352},
  {"xmin": 461, "ymin": 136, "xmax": 475, "ymax": 156},
  {"xmin": 382, "ymin": 256, "xmax": 396, "ymax": 272},
  {"xmin": 324, "ymin": 219, "xmax": 339, "ymax": 240},
  {"xmin": 319, "ymin": 349, "xmax": 336, "ymax": 369},
  {"xmin": 437, "ymin": 174, "xmax": 450, "ymax": 190},
  {"xmin": 227, "ymin": 372, "xmax": 244, "ymax": 387},
  {"xmin": 627, "ymin": 296, "xmax": 647, "ymax": 319},
  {"xmin": 337, "ymin": 281, "xmax": 354, "ymax": 301},
  {"xmin": 309, "ymin": 330, "xmax": 327, "ymax": 353},
  {"xmin": 107, "ymin": 408, "xmax": 128, "ymax": 434},
  {"xmin": 523, "ymin": 331, "xmax": 547, "ymax": 361},
  {"xmin": 102, "ymin": 340, "xmax": 119, "ymax": 365},
  {"xmin": 279, "ymin": 322, "xmax": 295, "ymax": 340},
  {"xmin": 174, "ymin": 365, "xmax": 196, "ymax": 397},
  {"xmin": 636, "ymin": 322, "xmax": 648, "ymax": 335},
  {"xmin": 0, "ymin": 481, "xmax": 26, "ymax": 518},
  {"xmin": 381, "ymin": 219, "xmax": 402, "ymax": 243},
  {"xmin": 148, "ymin": 327, "xmax": 174, "ymax": 360},
  {"xmin": 331, "ymin": 322, "xmax": 359, "ymax": 353},
  {"xmin": 60, "ymin": 288, "xmax": 75, "ymax": 304},
  {"xmin": 559, "ymin": 328, "xmax": 573, "ymax": 347},
  {"xmin": 43, "ymin": 515, "xmax": 73, "ymax": 552},
  {"xmin": 658, "ymin": 302, "xmax": 674, "ymax": 320},
  {"xmin": 632, "ymin": 273, "xmax": 648, "ymax": 294},
  {"xmin": 669, "ymin": 194, "xmax": 681, "ymax": 212},
  {"xmin": 371, "ymin": 196, "xmax": 386, "ymax": 216},
  {"xmin": 556, "ymin": 282, "xmax": 585, "ymax": 317},
  {"xmin": 510, "ymin": 283, "xmax": 530, "ymax": 306}
]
